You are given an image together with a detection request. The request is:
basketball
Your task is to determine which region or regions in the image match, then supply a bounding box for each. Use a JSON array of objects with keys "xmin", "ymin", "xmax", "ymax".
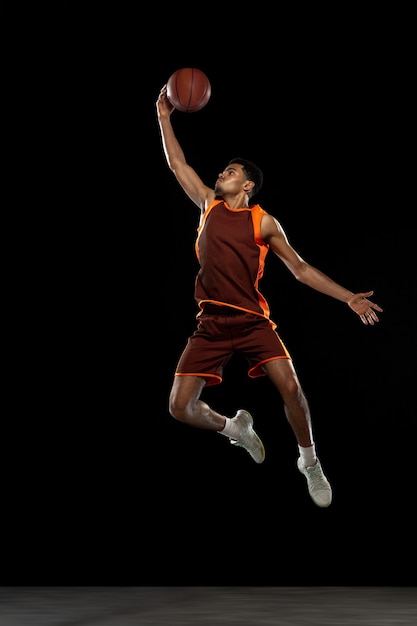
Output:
[{"xmin": 166, "ymin": 68, "xmax": 211, "ymax": 113}]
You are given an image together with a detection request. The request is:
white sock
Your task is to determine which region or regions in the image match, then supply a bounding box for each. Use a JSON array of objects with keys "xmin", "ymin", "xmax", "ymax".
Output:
[
  {"xmin": 298, "ymin": 444, "xmax": 317, "ymax": 468},
  {"xmin": 219, "ymin": 417, "xmax": 239, "ymax": 439}
]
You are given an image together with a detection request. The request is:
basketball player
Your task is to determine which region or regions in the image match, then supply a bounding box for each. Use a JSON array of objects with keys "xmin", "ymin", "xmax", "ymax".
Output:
[{"xmin": 156, "ymin": 84, "xmax": 383, "ymax": 508}]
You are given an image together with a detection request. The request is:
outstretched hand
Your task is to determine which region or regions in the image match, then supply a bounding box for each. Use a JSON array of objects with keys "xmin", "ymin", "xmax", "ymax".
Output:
[
  {"xmin": 347, "ymin": 291, "xmax": 383, "ymax": 325},
  {"xmin": 156, "ymin": 84, "xmax": 174, "ymax": 117}
]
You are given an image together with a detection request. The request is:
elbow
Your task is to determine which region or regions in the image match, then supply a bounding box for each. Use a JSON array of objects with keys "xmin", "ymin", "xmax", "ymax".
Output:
[
  {"xmin": 166, "ymin": 158, "xmax": 175, "ymax": 172},
  {"xmin": 294, "ymin": 273, "xmax": 307, "ymax": 285},
  {"xmin": 293, "ymin": 263, "xmax": 310, "ymax": 284},
  {"xmin": 167, "ymin": 155, "xmax": 182, "ymax": 174}
]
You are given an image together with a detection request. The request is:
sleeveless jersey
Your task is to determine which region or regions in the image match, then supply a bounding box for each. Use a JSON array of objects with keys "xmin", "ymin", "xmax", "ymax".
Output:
[{"xmin": 195, "ymin": 199, "xmax": 275, "ymax": 327}]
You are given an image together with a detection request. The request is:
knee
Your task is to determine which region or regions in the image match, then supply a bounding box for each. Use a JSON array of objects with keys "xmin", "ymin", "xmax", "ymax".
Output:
[
  {"xmin": 169, "ymin": 393, "xmax": 192, "ymax": 424},
  {"xmin": 282, "ymin": 377, "xmax": 304, "ymax": 403}
]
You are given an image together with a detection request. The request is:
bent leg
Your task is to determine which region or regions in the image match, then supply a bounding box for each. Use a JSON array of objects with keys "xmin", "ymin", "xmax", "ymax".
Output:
[
  {"xmin": 169, "ymin": 375, "xmax": 265, "ymax": 463},
  {"xmin": 263, "ymin": 358, "xmax": 314, "ymax": 447},
  {"xmin": 169, "ymin": 375, "xmax": 227, "ymax": 431}
]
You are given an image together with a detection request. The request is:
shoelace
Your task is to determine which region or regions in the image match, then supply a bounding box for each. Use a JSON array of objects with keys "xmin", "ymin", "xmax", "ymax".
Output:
[{"xmin": 306, "ymin": 465, "xmax": 328, "ymax": 491}]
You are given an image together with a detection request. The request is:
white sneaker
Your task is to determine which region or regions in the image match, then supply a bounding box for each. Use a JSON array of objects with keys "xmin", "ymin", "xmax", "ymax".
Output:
[
  {"xmin": 229, "ymin": 410, "xmax": 265, "ymax": 464},
  {"xmin": 297, "ymin": 457, "xmax": 332, "ymax": 507}
]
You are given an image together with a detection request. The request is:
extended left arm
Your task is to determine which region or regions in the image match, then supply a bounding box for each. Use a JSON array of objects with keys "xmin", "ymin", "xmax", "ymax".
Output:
[{"xmin": 262, "ymin": 214, "xmax": 383, "ymax": 325}]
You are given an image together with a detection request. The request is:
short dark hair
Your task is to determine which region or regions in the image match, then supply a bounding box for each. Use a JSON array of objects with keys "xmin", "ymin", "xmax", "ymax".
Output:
[{"xmin": 228, "ymin": 157, "xmax": 263, "ymax": 198}]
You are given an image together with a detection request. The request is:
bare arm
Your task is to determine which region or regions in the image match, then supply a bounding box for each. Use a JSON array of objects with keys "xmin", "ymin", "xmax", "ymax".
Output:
[
  {"xmin": 261, "ymin": 213, "xmax": 383, "ymax": 325},
  {"xmin": 156, "ymin": 84, "xmax": 215, "ymax": 213}
]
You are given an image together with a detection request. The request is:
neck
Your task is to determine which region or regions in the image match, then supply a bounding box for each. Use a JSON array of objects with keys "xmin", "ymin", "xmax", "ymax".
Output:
[{"xmin": 221, "ymin": 193, "xmax": 250, "ymax": 209}]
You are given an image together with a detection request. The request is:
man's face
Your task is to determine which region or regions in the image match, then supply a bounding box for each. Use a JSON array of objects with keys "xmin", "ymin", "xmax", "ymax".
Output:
[{"xmin": 214, "ymin": 164, "xmax": 247, "ymax": 196}]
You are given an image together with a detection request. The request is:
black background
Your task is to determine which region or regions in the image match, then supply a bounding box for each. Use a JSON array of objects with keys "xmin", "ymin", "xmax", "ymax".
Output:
[{"xmin": 3, "ymin": 3, "xmax": 415, "ymax": 586}]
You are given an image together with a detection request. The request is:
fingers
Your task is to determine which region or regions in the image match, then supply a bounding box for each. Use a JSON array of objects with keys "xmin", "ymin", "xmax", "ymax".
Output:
[
  {"xmin": 157, "ymin": 85, "xmax": 168, "ymax": 102},
  {"xmin": 370, "ymin": 302, "xmax": 384, "ymax": 312},
  {"xmin": 360, "ymin": 308, "xmax": 379, "ymax": 325},
  {"xmin": 356, "ymin": 292, "xmax": 383, "ymax": 318}
]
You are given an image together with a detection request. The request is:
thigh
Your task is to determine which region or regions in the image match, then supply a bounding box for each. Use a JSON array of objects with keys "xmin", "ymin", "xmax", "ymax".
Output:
[
  {"xmin": 262, "ymin": 357, "xmax": 301, "ymax": 396},
  {"xmin": 170, "ymin": 374, "xmax": 206, "ymax": 410}
]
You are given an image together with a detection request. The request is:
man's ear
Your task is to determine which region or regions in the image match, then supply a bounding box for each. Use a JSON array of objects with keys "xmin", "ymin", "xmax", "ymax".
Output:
[{"xmin": 244, "ymin": 180, "xmax": 255, "ymax": 193}]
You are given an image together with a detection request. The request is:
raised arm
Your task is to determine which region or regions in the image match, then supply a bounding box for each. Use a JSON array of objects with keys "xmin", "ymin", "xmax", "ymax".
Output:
[
  {"xmin": 261, "ymin": 213, "xmax": 383, "ymax": 326},
  {"xmin": 156, "ymin": 84, "xmax": 215, "ymax": 212}
]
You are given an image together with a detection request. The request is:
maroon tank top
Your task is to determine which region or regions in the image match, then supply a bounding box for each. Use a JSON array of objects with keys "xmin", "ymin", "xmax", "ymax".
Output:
[{"xmin": 195, "ymin": 199, "xmax": 273, "ymax": 324}]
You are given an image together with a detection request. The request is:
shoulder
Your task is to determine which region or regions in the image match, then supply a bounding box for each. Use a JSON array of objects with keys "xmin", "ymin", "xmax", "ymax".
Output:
[
  {"xmin": 258, "ymin": 210, "xmax": 285, "ymax": 241},
  {"xmin": 252, "ymin": 205, "xmax": 275, "ymax": 227},
  {"xmin": 250, "ymin": 203, "xmax": 267, "ymax": 215}
]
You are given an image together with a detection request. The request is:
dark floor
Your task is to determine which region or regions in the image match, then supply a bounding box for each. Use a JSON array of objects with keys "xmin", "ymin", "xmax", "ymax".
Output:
[{"xmin": 0, "ymin": 587, "xmax": 416, "ymax": 625}]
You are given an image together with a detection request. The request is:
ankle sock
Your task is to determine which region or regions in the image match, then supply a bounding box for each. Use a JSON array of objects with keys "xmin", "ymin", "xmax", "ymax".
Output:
[
  {"xmin": 219, "ymin": 416, "xmax": 238, "ymax": 439},
  {"xmin": 298, "ymin": 444, "xmax": 317, "ymax": 468}
]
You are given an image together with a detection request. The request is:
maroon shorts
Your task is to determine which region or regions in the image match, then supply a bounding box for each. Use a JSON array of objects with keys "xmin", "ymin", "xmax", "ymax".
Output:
[{"xmin": 175, "ymin": 308, "xmax": 291, "ymax": 387}]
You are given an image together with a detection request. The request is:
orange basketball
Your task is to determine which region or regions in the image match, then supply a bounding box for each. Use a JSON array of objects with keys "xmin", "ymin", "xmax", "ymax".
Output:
[{"xmin": 166, "ymin": 68, "xmax": 211, "ymax": 113}]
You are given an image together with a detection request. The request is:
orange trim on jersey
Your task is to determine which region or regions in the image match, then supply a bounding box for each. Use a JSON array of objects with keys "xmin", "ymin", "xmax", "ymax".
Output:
[
  {"xmin": 195, "ymin": 199, "xmax": 222, "ymax": 263},
  {"xmin": 250, "ymin": 204, "xmax": 271, "ymax": 320},
  {"xmin": 196, "ymin": 299, "xmax": 273, "ymax": 324}
]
